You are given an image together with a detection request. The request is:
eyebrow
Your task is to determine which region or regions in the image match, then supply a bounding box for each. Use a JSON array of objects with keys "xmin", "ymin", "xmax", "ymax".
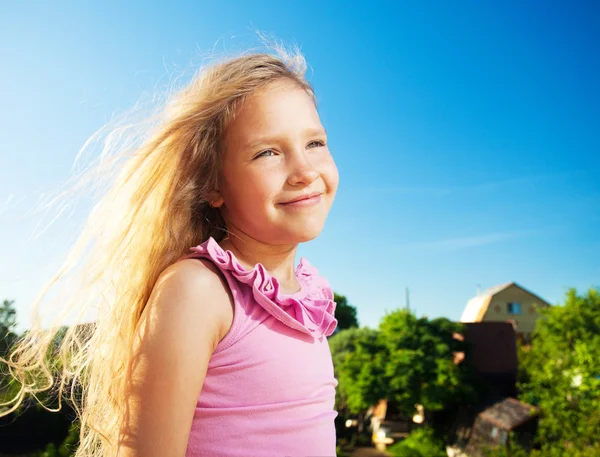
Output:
[{"xmin": 244, "ymin": 127, "xmax": 328, "ymax": 151}]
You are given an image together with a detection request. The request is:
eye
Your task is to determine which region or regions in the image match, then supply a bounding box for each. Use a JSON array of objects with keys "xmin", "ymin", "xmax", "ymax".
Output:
[
  {"xmin": 307, "ymin": 140, "xmax": 326, "ymax": 149},
  {"xmin": 255, "ymin": 149, "xmax": 276, "ymax": 159}
]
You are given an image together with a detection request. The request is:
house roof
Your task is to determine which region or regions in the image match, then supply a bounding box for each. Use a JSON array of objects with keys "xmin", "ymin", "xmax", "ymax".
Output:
[
  {"xmin": 479, "ymin": 397, "xmax": 538, "ymax": 430},
  {"xmin": 460, "ymin": 282, "xmax": 551, "ymax": 323}
]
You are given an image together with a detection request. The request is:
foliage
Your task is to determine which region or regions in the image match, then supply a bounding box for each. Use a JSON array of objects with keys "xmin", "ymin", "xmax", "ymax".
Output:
[
  {"xmin": 519, "ymin": 287, "xmax": 600, "ymax": 453},
  {"xmin": 0, "ymin": 299, "xmax": 17, "ymax": 331},
  {"xmin": 387, "ymin": 427, "xmax": 446, "ymax": 457},
  {"xmin": 0, "ymin": 299, "xmax": 20, "ymax": 405},
  {"xmin": 379, "ymin": 310, "xmax": 477, "ymax": 415},
  {"xmin": 483, "ymin": 443, "xmax": 600, "ymax": 457},
  {"xmin": 31, "ymin": 421, "xmax": 80, "ymax": 456},
  {"xmin": 333, "ymin": 293, "xmax": 359, "ymax": 331},
  {"xmin": 0, "ymin": 299, "xmax": 19, "ymax": 358},
  {"xmin": 529, "ymin": 444, "xmax": 600, "ymax": 457},
  {"xmin": 329, "ymin": 309, "xmax": 477, "ymax": 419},
  {"xmin": 482, "ymin": 443, "xmax": 530, "ymax": 457},
  {"xmin": 335, "ymin": 444, "xmax": 346, "ymax": 457},
  {"xmin": 329, "ymin": 327, "xmax": 386, "ymax": 414},
  {"xmin": 0, "ymin": 301, "xmax": 80, "ymax": 456}
]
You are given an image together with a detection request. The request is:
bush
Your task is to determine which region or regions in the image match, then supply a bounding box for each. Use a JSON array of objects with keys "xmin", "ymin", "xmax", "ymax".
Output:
[
  {"xmin": 482, "ymin": 443, "xmax": 600, "ymax": 457},
  {"xmin": 31, "ymin": 422, "xmax": 79, "ymax": 457},
  {"xmin": 387, "ymin": 428, "xmax": 446, "ymax": 457},
  {"xmin": 356, "ymin": 432, "xmax": 371, "ymax": 446},
  {"xmin": 336, "ymin": 444, "xmax": 348, "ymax": 457},
  {"xmin": 531, "ymin": 444, "xmax": 600, "ymax": 457},
  {"xmin": 482, "ymin": 444, "xmax": 530, "ymax": 457}
]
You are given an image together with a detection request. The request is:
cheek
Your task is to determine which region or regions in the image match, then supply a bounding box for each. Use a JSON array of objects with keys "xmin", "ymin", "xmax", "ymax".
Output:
[
  {"xmin": 221, "ymin": 168, "xmax": 279, "ymax": 207},
  {"xmin": 320, "ymin": 154, "xmax": 339, "ymax": 195},
  {"xmin": 247, "ymin": 168, "xmax": 281, "ymax": 198},
  {"xmin": 248, "ymin": 180, "xmax": 279, "ymax": 204}
]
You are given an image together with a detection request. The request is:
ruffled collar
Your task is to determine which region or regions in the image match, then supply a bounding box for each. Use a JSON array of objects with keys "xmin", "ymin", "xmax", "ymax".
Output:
[{"xmin": 188, "ymin": 237, "xmax": 337, "ymax": 339}]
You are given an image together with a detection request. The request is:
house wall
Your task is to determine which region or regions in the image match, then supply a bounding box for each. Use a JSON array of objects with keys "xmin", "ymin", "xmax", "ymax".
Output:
[{"xmin": 481, "ymin": 286, "xmax": 549, "ymax": 341}]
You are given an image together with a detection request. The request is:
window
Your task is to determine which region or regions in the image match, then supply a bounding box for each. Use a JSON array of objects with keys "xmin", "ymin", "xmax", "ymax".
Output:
[
  {"xmin": 498, "ymin": 429, "xmax": 508, "ymax": 445},
  {"xmin": 507, "ymin": 302, "xmax": 522, "ymax": 315},
  {"xmin": 490, "ymin": 426, "xmax": 498, "ymax": 439}
]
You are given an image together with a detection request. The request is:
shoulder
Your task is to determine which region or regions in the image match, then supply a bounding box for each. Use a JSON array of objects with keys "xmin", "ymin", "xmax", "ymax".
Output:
[
  {"xmin": 159, "ymin": 257, "xmax": 232, "ymax": 302},
  {"xmin": 141, "ymin": 257, "xmax": 234, "ymax": 351}
]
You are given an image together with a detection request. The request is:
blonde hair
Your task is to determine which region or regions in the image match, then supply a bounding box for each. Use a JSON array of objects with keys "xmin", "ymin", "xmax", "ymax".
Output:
[{"xmin": 1, "ymin": 46, "xmax": 315, "ymax": 456}]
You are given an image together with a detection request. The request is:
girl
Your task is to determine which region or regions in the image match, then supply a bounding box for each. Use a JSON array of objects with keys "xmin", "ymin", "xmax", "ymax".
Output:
[{"xmin": 1, "ymin": 48, "xmax": 340, "ymax": 456}]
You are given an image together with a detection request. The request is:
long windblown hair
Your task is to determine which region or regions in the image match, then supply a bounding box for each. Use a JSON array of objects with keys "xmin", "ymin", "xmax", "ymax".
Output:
[{"xmin": 0, "ymin": 46, "xmax": 315, "ymax": 456}]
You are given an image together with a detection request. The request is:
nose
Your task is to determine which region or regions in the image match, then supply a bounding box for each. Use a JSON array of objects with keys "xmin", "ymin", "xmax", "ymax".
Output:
[{"xmin": 286, "ymin": 152, "xmax": 320, "ymax": 187}]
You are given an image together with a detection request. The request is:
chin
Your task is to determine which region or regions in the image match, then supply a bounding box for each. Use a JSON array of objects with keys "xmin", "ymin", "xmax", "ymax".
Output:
[{"xmin": 285, "ymin": 224, "xmax": 325, "ymax": 244}]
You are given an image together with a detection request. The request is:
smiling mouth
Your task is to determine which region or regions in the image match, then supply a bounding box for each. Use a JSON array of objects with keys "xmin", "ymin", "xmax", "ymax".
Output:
[{"xmin": 279, "ymin": 192, "xmax": 323, "ymax": 207}]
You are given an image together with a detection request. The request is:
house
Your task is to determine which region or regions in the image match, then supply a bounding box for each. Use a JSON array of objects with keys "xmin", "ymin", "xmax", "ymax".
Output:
[
  {"xmin": 465, "ymin": 398, "xmax": 539, "ymax": 456},
  {"xmin": 460, "ymin": 282, "xmax": 551, "ymax": 343}
]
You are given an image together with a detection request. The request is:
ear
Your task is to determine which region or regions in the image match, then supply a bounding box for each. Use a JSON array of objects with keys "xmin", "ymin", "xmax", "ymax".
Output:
[{"xmin": 208, "ymin": 191, "xmax": 224, "ymax": 208}]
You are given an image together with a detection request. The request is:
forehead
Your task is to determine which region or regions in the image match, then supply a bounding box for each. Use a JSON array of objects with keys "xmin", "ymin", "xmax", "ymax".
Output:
[{"xmin": 224, "ymin": 81, "xmax": 322, "ymax": 144}]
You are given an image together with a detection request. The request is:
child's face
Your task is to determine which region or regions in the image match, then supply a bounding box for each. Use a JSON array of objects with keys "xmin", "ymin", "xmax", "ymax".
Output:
[{"xmin": 216, "ymin": 80, "xmax": 339, "ymax": 245}]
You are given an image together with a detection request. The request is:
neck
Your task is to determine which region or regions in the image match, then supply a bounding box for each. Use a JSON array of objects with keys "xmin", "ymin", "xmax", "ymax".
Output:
[{"xmin": 218, "ymin": 231, "xmax": 300, "ymax": 293}]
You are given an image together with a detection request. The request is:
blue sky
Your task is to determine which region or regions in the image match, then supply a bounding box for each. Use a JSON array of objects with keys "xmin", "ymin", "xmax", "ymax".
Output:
[{"xmin": 1, "ymin": 1, "xmax": 599, "ymax": 332}]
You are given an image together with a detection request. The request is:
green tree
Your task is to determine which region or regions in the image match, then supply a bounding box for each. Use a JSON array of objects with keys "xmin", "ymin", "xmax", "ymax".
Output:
[
  {"xmin": 333, "ymin": 293, "xmax": 359, "ymax": 331},
  {"xmin": 387, "ymin": 427, "xmax": 447, "ymax": 457},
  {"xmin": 330, "ymin": 309, "xmax": 476, "ymax": 419},
  {"xmin": 379, "ymin": 310, "xmax": 476, "ymax": 415},
  {"xmin": 329, "ymin": 327, "xmax": 386, "ymax": 414},
  {"xmin": 0, "ymin": 299, "xmax": 19, "ymax": 397},
  {"xmin": 0, "ymin": 299, "xmax": 17, "ymax": 332},
  {"xmin": 519, "ymin": 287, "xmax": 600, "ymax": 453},
  {"xmin": 32, "ymin": 422, "xmax": 80, "ymax": 457}
]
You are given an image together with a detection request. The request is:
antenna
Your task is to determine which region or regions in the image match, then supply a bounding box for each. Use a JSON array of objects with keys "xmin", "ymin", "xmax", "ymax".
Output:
[{"xmin": 405, "ymin": 287, "xmax": 410, "ymax": 313}]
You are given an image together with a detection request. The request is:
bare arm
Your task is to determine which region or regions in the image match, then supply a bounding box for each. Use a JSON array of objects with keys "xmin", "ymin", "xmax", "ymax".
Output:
[{"xmin": 117, "ymin": 259, "xmax": 234, "ymax": 457}]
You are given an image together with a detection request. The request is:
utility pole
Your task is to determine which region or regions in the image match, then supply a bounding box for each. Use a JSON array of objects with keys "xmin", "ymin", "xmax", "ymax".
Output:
[{"xmin": 405, "ymin": 287, "xmax": 410, "ymax": 313}]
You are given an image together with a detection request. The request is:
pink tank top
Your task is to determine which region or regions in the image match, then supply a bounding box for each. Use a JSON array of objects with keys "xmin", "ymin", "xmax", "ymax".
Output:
[{"xmin": 183, "ymin": 237, "xmax": 339, "ymax": 457}]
